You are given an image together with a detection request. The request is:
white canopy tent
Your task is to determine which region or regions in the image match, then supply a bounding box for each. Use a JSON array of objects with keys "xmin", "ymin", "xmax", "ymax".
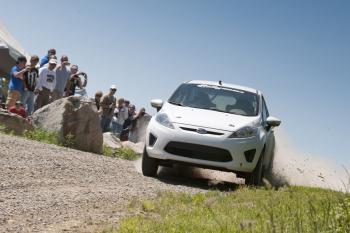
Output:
[{"xmin": 0, "ymin": 21, "xmax": 30, "ymax": 76}]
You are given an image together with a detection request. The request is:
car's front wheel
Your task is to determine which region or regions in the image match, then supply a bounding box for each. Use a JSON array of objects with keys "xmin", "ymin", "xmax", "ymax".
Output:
[
  {"xmin": 245, "ymin": 150, "xmax": 265, "ymax": 186},
  {"xmin": 141, "ymin": 147, "xmax": 159, "ymax": 177}
]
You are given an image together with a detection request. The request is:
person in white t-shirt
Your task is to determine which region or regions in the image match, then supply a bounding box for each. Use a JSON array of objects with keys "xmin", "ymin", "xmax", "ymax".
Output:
[{"xmin": 34, "ymin": 59, "xmax": 57, "ymax": 110}]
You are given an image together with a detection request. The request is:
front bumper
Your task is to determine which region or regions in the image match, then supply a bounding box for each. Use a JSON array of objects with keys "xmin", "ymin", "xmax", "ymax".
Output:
[{"xmin": 145, "ymin": 118, "xmax": 265, "ymax": 173}]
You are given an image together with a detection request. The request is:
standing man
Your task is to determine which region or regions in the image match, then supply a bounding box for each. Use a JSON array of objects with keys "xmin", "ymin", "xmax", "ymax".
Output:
[
  {"xmin": 52, "ymin": 55, "xmax": 70, "ymax": 101},
  {"xmin": 120, "ymin": 104, "xmax": 136, "ymax": 141},
  {"xmin": 100, "ymin": 85, "xmax": 117, "ymax": 132},
  {"xmin": 35, "ymin": 59, "xmax": 57, "ymax": 110},
  {"xmin": 112, "ymin": 98, "xmax": 129, "ymax": 137},
  {"xmin": 6, "ymin": 56, "xmax": 29, "ymax": 109},
  {"xmin": 65, "ymin": 65, "xmax": 83, "ymax": 96},
  {"xmin": 93, "ymin": 90, "xmax": 103, "ymax": 112},
  {"xmin": 40, "ymin": 48, "xmax": 56, "ymax": 68},
  {"xmin": 22, "ymin": 55, "xmax": 39, "ymax": 115}
]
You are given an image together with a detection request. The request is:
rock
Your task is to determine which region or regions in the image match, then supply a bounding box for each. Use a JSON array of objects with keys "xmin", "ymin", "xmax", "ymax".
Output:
[
  {"xmin": 32, "ymin": 96, "xmax": 103, "ymax": 154},
  {"xmin": 121, "ymin": 141, "xmax": 144, "ymax": 154},
  {"xmin": 103, "ymin": 132, "xmax": 122, "ymax": 149},
  {"xmin": 0, "ymin": 109, "xmax": 34, "ymax": 135}
]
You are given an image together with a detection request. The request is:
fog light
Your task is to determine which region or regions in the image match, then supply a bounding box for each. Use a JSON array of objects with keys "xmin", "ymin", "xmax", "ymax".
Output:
[
  {"xmin": 149, "ymin": 133, "xmax": 157, "ymax": 147},
  {"xmin": 244, "ymin": 149, "xmax": 256, "ymax": 163}
]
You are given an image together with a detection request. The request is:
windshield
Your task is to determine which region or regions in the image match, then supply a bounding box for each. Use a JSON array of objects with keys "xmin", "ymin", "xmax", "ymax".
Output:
[{"xmin": 168, "ymin": 83, "xmax": 259, "ymax": 116}]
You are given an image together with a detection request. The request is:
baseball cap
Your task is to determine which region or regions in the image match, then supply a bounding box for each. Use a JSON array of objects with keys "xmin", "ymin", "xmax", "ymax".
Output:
[
  {"xmin": 110, "ymin": 85, "xmax": 117, "ymax": 90},
  {"xmin": 49, "ymin": 59, "xmax": 57, "ymax": 64}
]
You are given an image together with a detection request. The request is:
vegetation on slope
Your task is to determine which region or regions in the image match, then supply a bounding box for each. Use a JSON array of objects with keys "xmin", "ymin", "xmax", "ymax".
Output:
[{"xmin": 102, "ymin": 186, "xmax": 349, "ymax": 233}]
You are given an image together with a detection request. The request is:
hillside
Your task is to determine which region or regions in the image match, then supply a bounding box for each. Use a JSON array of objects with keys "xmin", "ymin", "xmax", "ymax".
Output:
[
  {"xmin": 0, "ymin": 134, "xmax": 201, "ymax": 233},
  {"xmin": 1, "ymin": 133, "xmax": 349, "ymax": 233}
]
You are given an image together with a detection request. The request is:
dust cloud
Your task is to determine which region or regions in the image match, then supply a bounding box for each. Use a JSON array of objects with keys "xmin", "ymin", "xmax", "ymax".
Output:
[{"xmin": 270, "ymin": 128, "xmax": 349, "ymax": 192}]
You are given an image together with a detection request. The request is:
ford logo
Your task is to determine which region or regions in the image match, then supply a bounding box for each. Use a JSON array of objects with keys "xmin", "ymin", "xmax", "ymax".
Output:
[{"xmin": 196, "ymin": 128, "xmax": 207, "ymax": 134}]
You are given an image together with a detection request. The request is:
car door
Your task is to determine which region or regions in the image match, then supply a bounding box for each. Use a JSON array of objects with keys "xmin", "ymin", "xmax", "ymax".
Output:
[{"xmin": 261, "ymin": 96, "xmax": 275, "ymax": 171}]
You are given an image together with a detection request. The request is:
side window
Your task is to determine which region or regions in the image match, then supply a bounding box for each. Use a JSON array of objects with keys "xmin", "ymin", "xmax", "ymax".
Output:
[{"xmin": 262, "ymin": 96, "xmax": 269, "ymax": 121}]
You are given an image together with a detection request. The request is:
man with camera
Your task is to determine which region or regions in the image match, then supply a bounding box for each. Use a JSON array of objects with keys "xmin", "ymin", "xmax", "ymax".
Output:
[
  {"xmin": 40, "ymin": 48, "xmax": 56, "ymax": 68},
  {"xmin": 100, "ymin": 85, "xmax": 117, "ymax": 132},
  {"xmin": 52, "ymin": 55, "xmax": 71, "ymax": 101},
  {"xmin": 66, "ymin": 65, "xmax": 84, "ymax": 97},
  {"xmin": 6, "ymin": 56, "xmax": 29, "ymax": 109}
]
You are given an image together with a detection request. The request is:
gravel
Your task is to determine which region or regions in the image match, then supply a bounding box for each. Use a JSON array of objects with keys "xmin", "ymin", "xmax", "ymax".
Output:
[{"xmin": 0, "ymin": 134, "xmax": 204, "ymax": 233}]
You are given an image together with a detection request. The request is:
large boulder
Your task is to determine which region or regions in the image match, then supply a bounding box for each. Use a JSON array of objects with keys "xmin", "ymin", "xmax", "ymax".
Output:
[
  {"xmin": 32, "ymin": 96, "xmax": 103, "ymax": 154},
  {"xmin": 0, "ymin": 109, "xmax": 34, "ymax": 135}
]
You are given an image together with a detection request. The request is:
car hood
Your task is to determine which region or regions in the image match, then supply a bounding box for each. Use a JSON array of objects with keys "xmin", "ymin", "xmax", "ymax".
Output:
[{"xmin": 162, "ymin": 102, "xmax": 260, "ymax": 132}]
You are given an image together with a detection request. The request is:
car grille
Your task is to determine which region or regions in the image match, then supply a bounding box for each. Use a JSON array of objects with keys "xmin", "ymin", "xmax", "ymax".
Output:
[
  {"xmin": 164, "ymin": 141, "xmax": 232, "ymax": 162},
  {"xmin": 179, "ymin": 127, "xmax": 224, "ymax": 136}
]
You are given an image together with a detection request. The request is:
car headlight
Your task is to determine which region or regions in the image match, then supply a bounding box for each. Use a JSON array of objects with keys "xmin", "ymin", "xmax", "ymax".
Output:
[
  {"xmin": 155, "ymin": 113, "xmax": 175, "ymax": 129},
  {"xmin": 229, "ymin": 126, "xmax": 258, "ymax": 138}
]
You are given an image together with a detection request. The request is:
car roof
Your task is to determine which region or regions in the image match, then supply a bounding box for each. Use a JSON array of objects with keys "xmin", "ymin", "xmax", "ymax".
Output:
[{"xmin": 186, "ymin": 80, "xmax": 261, "ymax": 95}]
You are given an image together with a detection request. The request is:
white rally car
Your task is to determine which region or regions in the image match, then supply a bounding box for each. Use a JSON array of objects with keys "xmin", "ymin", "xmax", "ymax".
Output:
[{"xmin": 142, "ymin": 80, "xmax": 281, "ymax": 185}]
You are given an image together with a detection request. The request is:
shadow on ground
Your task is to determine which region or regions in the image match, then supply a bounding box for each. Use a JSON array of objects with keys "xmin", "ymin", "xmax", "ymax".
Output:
[{"xmin": 156, "ymin": 164, "xmax": 241, "ymax": 191}]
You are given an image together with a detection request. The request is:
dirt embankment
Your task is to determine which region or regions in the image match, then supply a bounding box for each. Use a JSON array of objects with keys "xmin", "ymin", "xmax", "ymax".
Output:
[
  {"xmin": 0, "ymin": 134, "xmax": 207, "ymax": 233},
  {"xmin": 1, "ymin": 129, "xmax": 346, "ymax": 232}
]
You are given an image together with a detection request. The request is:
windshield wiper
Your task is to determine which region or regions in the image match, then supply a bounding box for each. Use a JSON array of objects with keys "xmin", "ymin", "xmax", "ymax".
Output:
[
  {"xmin": 168, "ymin": 101, "xmax": 186, "ymax": 107},
  {"xmin": 205, "ymin": 108, "xmax": 226, "ymax": 113},
  {"xmin": 205, "ymin": 107, "xmax": 246, "ymax": 116}
]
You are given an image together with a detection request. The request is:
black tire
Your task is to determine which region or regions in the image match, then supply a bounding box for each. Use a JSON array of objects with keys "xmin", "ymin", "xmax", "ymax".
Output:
[
  {"xmin": 245, "ymin": 150, "xmax": 265, "ymax": 186},
  {"xmin": 141, "ymin": 147, "xmax": 159, "ymax": 177}
]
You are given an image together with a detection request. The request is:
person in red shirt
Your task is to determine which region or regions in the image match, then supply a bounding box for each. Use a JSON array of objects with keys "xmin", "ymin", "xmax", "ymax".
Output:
[{"xmin": 9, "ymin": 101, "xmax": 27, "ymax": 118}]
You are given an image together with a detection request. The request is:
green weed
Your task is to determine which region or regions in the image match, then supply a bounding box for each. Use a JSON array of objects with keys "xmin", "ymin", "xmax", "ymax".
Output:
[
  {"xmin": 102, "ymin": 145, "xmax": 139, "ymax": 161},
  {"xmin": 102, "ymin": 186, "xmax": 350, "ymax": 233}
]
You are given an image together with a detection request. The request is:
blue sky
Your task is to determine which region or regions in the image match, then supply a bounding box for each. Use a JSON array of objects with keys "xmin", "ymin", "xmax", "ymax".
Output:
[{"xmin": 1, "ymin": 0, "xmax": 349, "ymax": 164}]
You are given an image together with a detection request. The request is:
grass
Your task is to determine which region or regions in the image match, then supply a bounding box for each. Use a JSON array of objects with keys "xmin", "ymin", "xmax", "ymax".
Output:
[
  {"xmin": 1, "ymin": 123, "xmax": 139, "ymax": 160},
  {"xmin": 103, "ymin": 145, "xmax": 139, "ymax": 161},
  {"xmin": 23, "ymin": 128, "xmax": 62, "ymax": 146},
  {"xmin": 100, "ymin": 186, "xmax": 350, "ymax": 233}
]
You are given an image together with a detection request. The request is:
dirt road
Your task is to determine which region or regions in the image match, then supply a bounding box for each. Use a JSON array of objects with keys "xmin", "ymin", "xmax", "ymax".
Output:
[{"xmin": 1, "ymin": 134, "xmax": 227, "ymax": 233}]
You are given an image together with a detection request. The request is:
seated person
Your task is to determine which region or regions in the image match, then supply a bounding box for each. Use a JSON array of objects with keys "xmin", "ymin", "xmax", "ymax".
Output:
[
  {"xmin": 187, "ymin": 89, "xmax": 216, "ymax": 109},
  {"xmin": 9, "ymin": 101, "xmax": 27, "ymax": 118},
  {"xmin": 226, "ymin": 98, "xmax": 254, "ymax": 116}
]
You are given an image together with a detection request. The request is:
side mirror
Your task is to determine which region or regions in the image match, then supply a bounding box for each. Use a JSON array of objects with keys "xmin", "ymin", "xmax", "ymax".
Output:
[
  {"xmin": 266, "ymin": 116, "xmax": 281, "ymax": 127},
  {"xmin": 151, "ymin": 99, "xmax": 163, "ymax": 112}
]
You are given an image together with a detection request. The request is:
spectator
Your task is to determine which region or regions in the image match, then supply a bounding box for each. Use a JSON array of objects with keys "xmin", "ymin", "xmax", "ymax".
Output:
[
  {"xmin": 21, "ymin": 55, "xmax": 39, "ymax": 115},
  {"xmin": 52, "ymin": 55, "xmax": 70, "ymax": 101},
  {"xmin": 124, "ymin": 100, "xmax": 130, "ymax": 108},
  {"xmin": 9, "ymin": 101, "xmax": 26, "ymax": 118},
  {"xmin": 100, "ymin": 85, "xmax": 117, "ymax": 132},
  {"xmin": 111, "ymin": 98, "xmax": 129, "ymax": 137},
  {"xmin": 65, "ymin": 65, "xmax": 83, "ymax": 96},
  {"xmin": 120, "ymin": 104, "xmax": 136, "ymax": 141},
  {"xmin": 35, "ymin": 59, "xmax": 57, "ymax": 110},
  {"xmin": 129, "ymin": 107, "xmax": 149, "ymax": 143},
  {"xmin": 40, "ymin": 48, "xmax": 56, "ymax": 68},
  {"xmin": 94, "ymin": 91, "xmax": 103, "ymax": 112},
  {"xmin": 6, "ymin": 56, "xmax": 29, "ymax": 109}
]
